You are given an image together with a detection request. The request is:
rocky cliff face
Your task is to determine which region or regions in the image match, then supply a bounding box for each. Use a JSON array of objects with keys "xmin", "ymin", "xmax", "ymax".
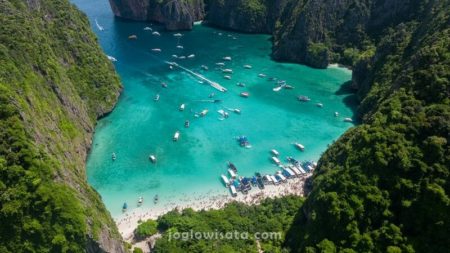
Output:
[
  {"xmin": 109, "ymin": 0, "xmax": 205, "ymax": 30},
  {"xmin": 0, "ymin": 0, "xmax": 124, "ymax": 252}
]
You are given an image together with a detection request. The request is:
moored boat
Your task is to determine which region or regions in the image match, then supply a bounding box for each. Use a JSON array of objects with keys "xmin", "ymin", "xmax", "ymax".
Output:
[
  {"xmin": 272, "ymin": 156, "xmax": 281, "ymax": 165},
  {"xmin": 228, "ymin": 169, "xmax": 237, "ymax": 178},
  {"xmin": 222, "ymin": 69, "xmax": 233, "ymax": 74},
  {"xmin": 298, "ymin": 95, "xmax": 311, "ymax": 102},
  {"xmin": 179, "ymin": 104, "xmax": 185, "ymax": 111},
  {"xmin": 152, "ymin": 31, "xmax": 160, "ymax": 36},
  {"xmin": 128, "ymin": 35, "xmax": 137, "ymax": 40},
  {"xmin": 106, "ymin": 55, "xmax": 117, "ymax": 62},
  {"xmin": 230, "ymin": 185, "xmax": 238, "ymax": 197},
  {"xmin": 154, "ymin": 94, "xmax": 160, "ymax": 101},
  {"xmin": 224, "ymin": 75, "xmax": 231, "ymax": 80},
  {"xmin": 316, "ymin": 103, "xmax": 323, "ymax": 108},
  {"xmin": 237, "ymin": 136, "xmax": 251, "ymax": 148},
  {"xmin": 176, "ymin": 45, "xmax": 184, "ymax": 49},
  {"xmin": 221, "ymin": 174, "xmax": 230, "ymax": 187},
  {"xmin": 173, "ymin": 33, "xmax": 182, "ymax": 37},
  {"xmin": 200, "ymin": 109, "xmax": 208, "ymax": 117},
  {"xmin": 228, "ymin": 161, "xmax": 237, "ymax": 172},
  {"xmin": 143, "ymin": 26, "xmax": 152, "ymax": 31},
  {"xmin": 154, "ymin": 195, "xmax": 159, "ymax": 204},
  {"xmin": 223, "ymin": 56, "xmax": 232, "ymax": 61},
  {"xmin": 187, "ymin": 54, "xmax": 195, "ymax": 58},
  {"xmin": 151, "ymin": 48, "xmax": 161, "ymax": 52},
  {"xmin": 112, "ymin": 152, "xmax": 116, "ymax": 161},
  {"xmin": 122, "ymin": 202, "xmax": 127, "ymax": 212},
  {"xmin": 173, "ymin": 131, "xmax": 180, "ymax": 141},
  {"xmin": 271, "ymin": 149, "xmax": 279, "ymax": 156},
  {"xmin": 240, "ymin": 92, "xmax": 249, "ymax": 98},
  {"xmin": 335, "ymin": 112, "xmax": 339, "ymax": 117},
  {"xmin": 236, "ymin": 82, "xmax": 245, "ymax": 87},
  {"xmin": 138, "ymin": 196, "xmax": 143, "ymax": 206},
  {"xmin": 258, "ymin": 73, "xmax": 266, "ymax": 78},
  {"xmin": 294, "ymin": 142, "xmax": 305, "ymax": 151},
  {"xmin": 149, "ymin": 155, "xmax": 157, "ymax": 163},
  {"xmin": 344, "ymin": 117, "xmax": 353, "ymax": 122},
  {"xmin": 201, "ymin": 65, "xmax": 209, "ymax": 70},
  {"xmin": 243, "ymin": 64, "xmax": 252, "ymax": 69},
  {"xmin": 184, "ymin": 120, "xmax": 190, "ymax": 128}
]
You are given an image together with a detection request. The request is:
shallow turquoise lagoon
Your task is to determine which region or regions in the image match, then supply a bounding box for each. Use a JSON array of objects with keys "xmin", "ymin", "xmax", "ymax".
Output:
[{"xmin": 73, "ymin": 0, "xmax": 356, "ymax": 217}]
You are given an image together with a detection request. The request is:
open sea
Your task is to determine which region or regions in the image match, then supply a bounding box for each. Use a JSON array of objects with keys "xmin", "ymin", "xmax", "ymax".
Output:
[{"xmin": 73, "ymin": 0, "xmax": 356, "ymax": 217}]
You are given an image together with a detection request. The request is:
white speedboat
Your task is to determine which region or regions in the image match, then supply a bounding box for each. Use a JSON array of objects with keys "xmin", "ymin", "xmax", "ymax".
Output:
[
  {"xmin": 273, "ymin": 86, "xmax": 283, "ymax": 92},
  {"xmin": 224, "ymin": 75, "xmax": 231, "ymax": 80},
  {"xmin": 240, "ymin": 92, "xmax": 249, "ymax": 98},
  {"xmin": 223, "ymin": 56, "xmax": 232, "ymax": 61},
  {"xmin": 179, "ymin": 104, "xmax": 185, "ymax": 111},
  {"xmin": 316, "ymin": 103, "xmax": 323, "ymax": 108},
  {"xmin": 172, "ymin": 54, "xmax": 178, "ymax": 58},
  {"xmin": 95, "ymin": 19, "xmax": 104, "ymax": 31},
  {"xmin": 178, "ymin": 56, "xmax": 186, "ymax": 59},
  {"xmin": 112, "ymin": 152, "xmax": 116, "ymax": 161},
  {"xmin": 236, "ymin": 82, "xmax": 245, "ymax": 87},
  {"xmin": 334, "ymin": 112, "xmax": 339, "ymax": 117},
  {"xmin": 152, "ymin": 31, "xmax": 160, "ymax": 36},
  {"xmin": 344, "ymin": 117, "xmax": 353, "ymax": 122},
  {"xmin": 187, "ymin": 54, "xmax": 195, "ymax": 58},
  {"xmin": 149, "ymin": 155, "xmax": 157, "ymax": 163},
  {"xmin": 154, "ymin": 94, "xmax": 160, "ymax": 101},
  {"xmin": 271, "ymin": 149, "xmax": 279, "ymax": 156},
  {"xmin": 173, "ymin": 33, "xmax": 182, "ymax": 37},
  {"xmin": 258, "ymin": 73, "xmax": 266, "ymax": 78},
  {"xmin": 298, "ymin": 95, "xmax": 311, "ymax": 102},
  {"xmin": 243, "ymin": 65, "xmax": 252, "ymax": 69},
  {"xmin": 222, "ymin": 69, "xmax": 233, "ymax": 74},
  {"xmin": 143, "ymin": 26, "xmax": 152, "ymax": 31},
  {"xmin": 151, "ymin": 48, "xmax": 161, "ymax": 52},
  {"xmin": 200, "ymin": 109, "xmax": 208, "ymax": 117},
  {"xmin": 272, "ymin": 156, "xmax": 281, "ymax": 165},
  {"xmin": 294, "ymin": 143, "xmax": 305, "ymax": 151},
  {"xmin": 176, "ymin": 45, "xmax": 184, "ymax": 49},
  {"xmin": 106, "ymin": 55, "xmax": 117, "ymax": 62},
  {"xmin": 221, "ymin": 174, "xmax": 230, "ymax": 187},
  {"xmin": 173, "ymin": 131, "xmax": 180, "ymax": 141},
  {"xmin": 216, "ymin": 62, "xmax": 225, "ymax": 66}
]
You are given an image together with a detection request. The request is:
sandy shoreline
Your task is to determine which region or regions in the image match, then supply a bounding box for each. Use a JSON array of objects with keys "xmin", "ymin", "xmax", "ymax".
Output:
[{"xmin": 116, "ymin": 174, "xmax": 311, "ymax": 245}]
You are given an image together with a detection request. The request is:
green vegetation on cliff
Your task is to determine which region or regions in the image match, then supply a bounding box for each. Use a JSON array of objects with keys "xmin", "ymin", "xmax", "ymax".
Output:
[{"xmin": 0, "ymin": 0, "xmax": 123, "ymax": 252}]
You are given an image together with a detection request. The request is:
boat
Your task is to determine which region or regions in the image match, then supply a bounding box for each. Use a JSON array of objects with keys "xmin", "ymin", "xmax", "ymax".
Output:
[
  {"xmin": 229, "ymin": 185, "xmax": 238, "ymax": 197},
  {"xmin": 176, "ymin": 45, "xmax": 184, "ymax": 49},
  {"xmin": 223, "ymin": 56, "xmax": 232, "ymax": 61},
  {"xmin": 222, "ymin": 69, "xmax": 233, "ymax": 74},
  {"xmin": 143, "ymin": 26, "xmax": 152, "ymax": 31},
  {"xmin": 178, "ymin": 56, "xmax": 186, "ymax": 59},
  {"xmin": 271, "ymin": 175, "xmax": 279, "ymax": 185},
  {"xmin": 287, "ymin": 156, "xmax": 300, "ymax": 166},
  {"xmin": 154, "ymin": 195, "xmax": 159, "ymax": 204},
  {"xmin": 233, "ymin": 108, "xmax": 241, "ymax": 114},
  {"xmin": 128, "ymin": 35, "xmax": 137, "ymax": 40},
  {"xmin": 271, "ymin": 149, "xmax": 279, "ymax": 156},
  {"xmin": 122, "ymin": 202, "xmax": 127, "ymax": 212},
  {"xmin": 276, "ymin": 173, "xmax": 287, "ymax": 182},
  {"xmin": 221, "ymin": 174, "xmax": 230, "ymax": 187},
  {"xmin": 236, "ymin": 82, "xmax": 245, "ymax": 87},
  {"xmin": 243, "ymin": 65, "xmax": 252, "ymax": 69},
  {"xmin": 316, "ymin": 103, "xmax": 323, "ymax": 108},
  {"xmin": 217, "ymin": 109, "xmax": 229, "ymax": 118},
  {"xmin": 95, "ymin": 19, "xmax": 104, "ymax": 31},
  {"xmin": 151, "ymin": 48, "xmax": 162, "ymax": 52},
  {"xmin": 138, "ymin": 196, "xmax": 143, "ymax": 206},
  {"xmin": 255, "ymin": 173, "xmax": 265, "ymax": 189},
  {"xmin": 201, "ymin": 65, "xmax": 209, "ymax": 71},
  {"xmin": 154, "ymin": 94, "xmax": 160, "ymax": 101},
  {"xmin": 335, "ymin": 112, "xmax": 339, "ymax": 117},
  {"xmin": 237, "ymin": 136, "xmax": 251, "ymax": 148},
  {"xmin": 258, "ymin": 73, "xmax": 266, "ymax": 78},
  {"xmin": 344, "ymin": 117, "xmax": 353, "ymax": 122},
  {"xmin": 298, "ymin": 95, "xmax": 311, "ymax": 102},
  {"xmin": 284, "ymin": 168, "xmax": 297, "ymax": 178},
  {"xmin": 228, "ymin": 161, "xmax": 237, "ymax": 172},
  {"xmin": 106, "ymin": 55, "xmax": 117, "ymax": 62},
  {"xmin": 179, "ymin": 104, "xmax": 185, "ymax": 111},
  {"xmin": 294, "ymin": 143, "xmax": 305, "ymax": 151},
  {"xmin": 290, "ymin": 166, "xmax": 302, "ymax": 175},
  {"xmin": 187, "ymin": 54, "xmax": 195, "ymax": 58},
  {"xmin": 171, "ymin": 54, "xmax": 178, "ymax": 58},
  {"xmin": 173, "ymin": 131, "xmax": 180, "ymax": 141},
  {"xmin": 173, "ymin": 33, "xmax": 182, "ymax": 37},
  {"xmin": 200, "ymin": 109, "xmax": 208, "ymax": 117},
  {"xmin": 224, "ymin": 75, "xmax": 232, "ymax": 80},
  {"xmin": 273, "ymin": 86, "xmax": 283, "ymax": 92},
  {"xmin": 209, "ymin": 93, "xmax": 215, "ymax": 98},
  {"xmin": 149, "ymin": 155, "xmax": 157, "ymax": 163},
  {"xmin": 240, "ymin": 92, "xmax": 249, "ymax": 98},
  {"xmin": 285, "ymin": 85, "xmax": 294, "ymax": 89},
  {"xmin": 228, "ymin": 169, "xmax": 237, "ymax": 178},
  {"xmin": 272, "ymin": 156, "xmax": 281, "ymax": 165},
  {"xmin": 184, "ymin": 120, "xmax": 190, "ymax": 128},
  {"xmin": 216, "ymin": 62, "xmax": 225, "ymax": 66},
  {"xmin": 112, "ymin": 152, "xmax": 116, "ymax": 161},
  {"xmin": 161, "ymin": 82, "xmax": 168, "ymax": 88},
  {"xmin": 152, "ymin": 31, "xmax": 160, "ymax": 36}
]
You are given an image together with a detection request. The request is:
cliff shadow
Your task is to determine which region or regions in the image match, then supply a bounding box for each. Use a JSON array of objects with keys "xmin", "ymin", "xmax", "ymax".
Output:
[{"xmin": 336, "ymin": 81, "xmax": 360, "ymax": 123}]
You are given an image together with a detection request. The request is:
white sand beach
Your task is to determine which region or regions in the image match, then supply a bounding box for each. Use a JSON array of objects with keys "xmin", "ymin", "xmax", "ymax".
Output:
[{"xmin": 117, "ymin": 174, "xmax": 311, "ymax": 246}]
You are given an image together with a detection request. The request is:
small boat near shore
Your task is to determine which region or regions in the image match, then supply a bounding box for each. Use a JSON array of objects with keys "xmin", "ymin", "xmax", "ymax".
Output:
[
  {"xmin": 179, "ymin": 104, "xmax": 185, "ymax": 111},
  {"xmin": 316, "ymin": 103, "xmax": 323, "ymax": 108},
  {"xmin": 144, "ymin": 26, "xmax": 152, "ymax": 31},
  {"xmin": 112, "ymin": 152, "xmax": 116, "ymax": 161},
  {"xmin": 237, "ymin": 136, "xmax": 251, "ymax": 148},
  {"xmin": 152, "ymin": 31, "xmax": 160, "ymax": 36},
  {"xmin": 151, "ymin": 48, "xmax": 162, "ymax": 52},
  {"xmin": 173, "ymin": 33, "xmax": 182, "ymax": 37},
  {"xmin": 222, "ymin": 69, "xmax": 233, "ymax": 74},
  {"xmin": 344, "ymin": 117, "xmax": 353, "ymax": 123},
  {"xmin": 236, "ymin": 82, "xmax": 245, "ymax": 87},
  {"xmin": 258, "ymin": 73, "xmax": 266, "ymax": 78},
  {"xmin": 188, "ymin": 54, "xmax": 195, "ymax": 59},
  {"xmin": 272, "ymin": 156, "xmax": 281, "ymax": 165},
  {"xmin": 294, "ymin": 143, "xmax": 305, "ymax": 151},
  {"xmin": 154, "ymin": 195, "xmax": 159, "ymax": 204},
  {"xmin": 149, "ymin": 155, "xmax": 157, "ymax": 163},
  {"xmin": 173, "ymin": 131, "xmax": 180, "ymax": 141},
  {"xmin": 122, "ymin": 202, "xmax": 127, "ymax": 212},
  {"xmin": 106, "ymin": 55, "xmax": 117, "ymax": 62},
  {"xmin": 223, "ymin": 56, "xmax": 232, "ymax": 61},
  {"xmin": 138, "ymin": 196, "xmax": 143, "ymax": 206},
  {"xmin": 228, "ymin": 161, "xmax": 238, "ymax": 172},
  {"xmin": 230, "ymin": 185, "xmax": 238, "ymax": 197},
  {"xmin": 243, "ymin": 65, "xmax": 252, "ymax": 69},
  {"xmin": 221, "ymin": 174, "xmax": 230, "ymax": 187},
  {"xmin": 228, "ymin": 169, "xmax": 237, "ymax": 178},
  {"xmin": 271, "ymin": 149, "xmax": 279, "ymax": 156},
  {"xmin": 216, "ymin": 62, "xmax": 225, "ymax": 66},
  {"xmin": 95, "ymin": 19, "xmax": 104, "ymax": 31},
  {"xmin": 224, "ymin": 75, "xmax": 232, "ymax": 80},
  {"xmin": 176, "ymin": 45, "xmax": 184, "ymax": 49},
  {"xmin": 154, "ymin": 94, "xmax": 160, "ymax": 101},
  {"xmin": 184, "ymin": 120, "xmax": 190, "ymax": 128},
  {"xmin": 128, "ymin": 35, "xmax": 137, "ymax": 40}
]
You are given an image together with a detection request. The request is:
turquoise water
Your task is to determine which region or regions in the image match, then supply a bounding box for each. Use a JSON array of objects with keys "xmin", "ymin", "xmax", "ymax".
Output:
[{"xmin": 73, "ymin": 0, "xmax": 356, "ymax": 217}]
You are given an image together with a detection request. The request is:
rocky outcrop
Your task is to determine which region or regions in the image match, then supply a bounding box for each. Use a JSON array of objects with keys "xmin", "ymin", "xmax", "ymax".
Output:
[{"xmin": 109, "ymin": 0, "xmax": 205, "ymax": 30}]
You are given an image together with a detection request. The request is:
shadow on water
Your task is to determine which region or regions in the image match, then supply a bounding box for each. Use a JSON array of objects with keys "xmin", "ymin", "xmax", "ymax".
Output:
[{"xmin": 336, "ymin": 81, "xmax": 360, "ymax": 122}]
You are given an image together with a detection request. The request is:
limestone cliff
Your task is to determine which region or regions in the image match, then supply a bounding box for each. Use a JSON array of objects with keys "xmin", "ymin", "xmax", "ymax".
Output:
[
  {"xmin": 109, "ymin": 0, "xmax": 205, "ymax": 30},
  {"xmin": 0, "ymin": 0, "xmax": 124, "ymax": 252}
]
